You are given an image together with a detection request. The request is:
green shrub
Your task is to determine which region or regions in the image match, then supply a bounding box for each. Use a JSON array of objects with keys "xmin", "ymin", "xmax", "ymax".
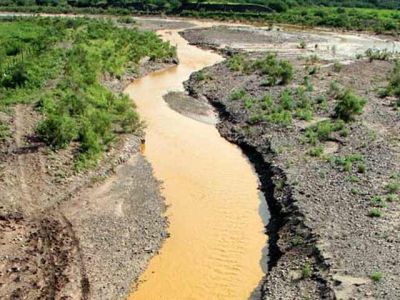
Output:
[
  {"xmin": 266, "ymin": 110, "xmax": 292, "ymax": 126},
  {"xmin": 308, "ymin": 145, "xmax": 324, "ymax": 157},
  {"xmin": 371, "ymin": 196, "xmax": 386, "ymax": 208},
  {"xmin": 0, "ymin": 122, "xmax": 10, "ymax": 141},
  {"xmin": 334, "ymin": 89, "xmax": 366, "ymax": 122},
  {"xmin": 280, "ymin": 89, "xmax": 295, "ymax": 110},
  {"xmin": 253, "ymin": 53, "xmax": 293, "ymax": 86},
  {"xmin": 357, "ymin": 162, "xmax": 366, "ymax": 173},
  {"xmin": 365, "ymin": 48, "xmax": 392, "ymax": 62},
  {"xmin": 387, "ymin": 194, "xmax": 398, "ymax": 202},
  {"xmin": 385, "ymin": 180, "xmax": 400, "ymax": 193},
  {"xmin": 227, "ymin": 53, "xmax": 249, "ymax": 73},
  {"xmin": 305, "ymin": 120, "xmax": 343, "ymax": 144},
  {"xmin": 385, "ymin": 61, "xmax": 400, "ymax": 98},
  {"xmin": 371, "ymin": 271, "xmax": 384, "ymax": 282},
  {"xmin": 37, "ymin": 113, "xmax": 78, "ymax": 149},
  {"xmin": 369, "ymin": 208, "xmax": 382, "ymax": 218},
  {"xmin": 333, "ymin": 61, "xmax": 343, "ymax": 72},
  {"xmin": 1, "ymin": 63, "xmax": 29, "ymax": 88},
  {"xmin": 302, "ymin": 263, "xmax": 312, "ymax": 279},
  {"xmin": 118, "ymin": 16, "xmax": 136, "ymax": 24},
  {"xmin": 296, "ymin": 108, "xmax": 313, "ymax": 121},
  {"xmin": 291, "ymin": 234, "xmax": 304, "ymax": 247},
  {"xmin": 229, "ymin": 88, "xmax": 247, "ymax": 101},
  {"xmin": 330, "ymin": 153, "xmax": 364, "ymax": 172}
]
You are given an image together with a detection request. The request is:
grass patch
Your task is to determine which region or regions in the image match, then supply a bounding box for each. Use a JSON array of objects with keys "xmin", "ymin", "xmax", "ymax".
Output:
[
  {"xmin": 371, "ymin": 271, "xmax": 384, "ymax": 282},
  {"xmin": 302, "ymin": 263, "xmax": 312, "ymax": 279},
  {"xmin": 369, "ymin": 208, "xmax": 383, "ymax": 218}
]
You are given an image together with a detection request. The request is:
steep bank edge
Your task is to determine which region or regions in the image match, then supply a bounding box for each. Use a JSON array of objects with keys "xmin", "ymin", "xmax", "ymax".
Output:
[{"xmin": 184, "ymin": 75, "xmax": 335, "ymax": 299}]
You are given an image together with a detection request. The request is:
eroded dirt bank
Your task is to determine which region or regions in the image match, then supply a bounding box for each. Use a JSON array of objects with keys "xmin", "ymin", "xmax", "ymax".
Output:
[
  {"xmin": 179, "ymin": 25, "xmax": 400, "ymax": 299},
  {"xmin": 0, "ymin": 17, "xmax": 180, "ymax": 298}
]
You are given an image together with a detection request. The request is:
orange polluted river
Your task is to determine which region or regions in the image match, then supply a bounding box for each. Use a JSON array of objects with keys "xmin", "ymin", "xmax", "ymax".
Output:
[{"xmin": 125, "ymin": 28, "xmax": 267, "ymax": 300}]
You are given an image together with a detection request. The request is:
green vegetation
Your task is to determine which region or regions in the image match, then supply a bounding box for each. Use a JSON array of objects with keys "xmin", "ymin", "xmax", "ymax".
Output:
[
  {"xmin": 0, "ymin": 17, "xmax": 175, "ymax": 169},
  {"xmin": 329, "ymin": 153, "xmax": 364, "ymax": 172},
  {"xmin": 369, "ymin": 208, "xmax": 383, "ymax": 218},
  {"xmin": 301, "ymin": 263, "xmax": 312, "ymax": 279},
  {"xmin": 2, "ymin": 0, "xmax": 400, "ymax": 34},
  {"xmin": 304, "ymin": 120, "xmax": 345, "ymax": 145},
  {"xmin": 334, "ymin": 89, "xmax": 366, "ymax": 122},
  {"xmin": 365, "ymin": 48, "xmax": 392, "ymax": 62},
  {"xmin": 387, "ymin": 194, "xmax": 398, "ymax": 202},
  {"xmin": 333, "ymin": 61, "xmax": 343, "ymax": 73},
  {"xmin": 385, "ymin": 60, "xmax": 400, "ymax": 108},
  {"xmin": 291, "ymin": 234, "xmax": 304, "ymax": 247},
  {"xmin": 370, "ymin": 271, "xmax": 384, "ymax": 282},
  {"xmin": 385, "ymin": 180, "xmax": 400, "ymax": 193},
  {"xmin": 227, "ymin": 53, "xmax": 293, "ymax": 85},
  {"xmin": 371, "ymin": 195, "xmax": 386, "ymax": 208}
]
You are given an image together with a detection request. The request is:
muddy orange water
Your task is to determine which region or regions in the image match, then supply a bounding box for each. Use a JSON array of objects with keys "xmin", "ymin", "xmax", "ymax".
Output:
[{"xmin": 125, "ymin": 29, "xmax": 267, "ymax": 300}]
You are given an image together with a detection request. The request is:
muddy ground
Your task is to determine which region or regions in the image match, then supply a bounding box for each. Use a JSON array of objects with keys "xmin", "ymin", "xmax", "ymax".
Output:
[
  {"xmin": 179, "ymin": 26, "xmax": 400, "ymax": 299},
  {"xmin": 0, "ymin": 19, "xmax": 175, "ymax": 299}
]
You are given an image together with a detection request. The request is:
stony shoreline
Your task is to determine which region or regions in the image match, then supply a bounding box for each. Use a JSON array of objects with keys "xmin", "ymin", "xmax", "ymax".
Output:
[{"xmin": 179, "ymin": 25, "xmax": 400, "ymax": 299}]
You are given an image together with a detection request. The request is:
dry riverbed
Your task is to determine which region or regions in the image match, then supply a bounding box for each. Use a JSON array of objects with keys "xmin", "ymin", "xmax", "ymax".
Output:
[{"xmin": 178, "ymin": 25, "xmax": 400, "ymax": 299}]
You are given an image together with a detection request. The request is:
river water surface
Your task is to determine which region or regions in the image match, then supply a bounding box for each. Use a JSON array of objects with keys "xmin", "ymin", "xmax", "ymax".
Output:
[{"xmin": 125, "ymin": 29, "xmax": 267, "ymax": 299}]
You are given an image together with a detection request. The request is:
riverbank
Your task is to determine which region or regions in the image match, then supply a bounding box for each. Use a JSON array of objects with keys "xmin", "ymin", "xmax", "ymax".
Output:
[
  {"xmin": 0, "ymin": 17, "xmax": 179, "ymax": 299},
  {"xmin": 178, "ymin": 25, "xmax": 400, "ymax": 299}
]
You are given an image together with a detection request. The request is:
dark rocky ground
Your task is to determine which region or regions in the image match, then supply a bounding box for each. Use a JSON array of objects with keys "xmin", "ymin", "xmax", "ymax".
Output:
[{"xmin": 180, "ymin": 31, "xmax": 400, "ymax": 299}]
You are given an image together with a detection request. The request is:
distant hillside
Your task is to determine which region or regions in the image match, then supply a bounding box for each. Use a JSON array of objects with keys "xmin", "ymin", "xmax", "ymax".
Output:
[{"xmin": 2, "ymin": 0, "xmax": 400, "ymax": 12}]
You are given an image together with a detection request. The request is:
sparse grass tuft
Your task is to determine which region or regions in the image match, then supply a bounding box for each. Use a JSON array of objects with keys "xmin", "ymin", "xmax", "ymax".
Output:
[
  {"xmin": 370, "ymin": 271, "xmax": 384, "ymax": 282},
  {"xmin": 369, "ymin": 208, "xmax": 383, "ymax": 218},
  {"xmin": 302, "ymin": 263, "xmax": 312, "ymax": 279}
]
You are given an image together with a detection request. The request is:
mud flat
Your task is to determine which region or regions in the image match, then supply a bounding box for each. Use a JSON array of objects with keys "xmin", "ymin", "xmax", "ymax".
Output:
[{"xmin": 181, "ymin": 26, "xmax": 400, "ymax": 299}]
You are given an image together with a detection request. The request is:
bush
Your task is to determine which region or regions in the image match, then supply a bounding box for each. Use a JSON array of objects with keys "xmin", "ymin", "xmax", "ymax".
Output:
[
  {"xmin": 302, "ymin": 263, "xmax": 312, "ymax": 279},
  {"xmin": 387, "ymin": 194, "xmax": 398, "ymax": 202},
  {"xmin": 308, "ymin": 145, "xmax": 323, "ymax": 157},
  {"xmin": 371, "ymin": 196, "xmax": 386, "ymax": 208},
  {"xmin": 229, "ymin": 88, "xmax": 247, "ymax": 101},
  {"xmin": 254, "ymin": 53, "xmax": 293, "ymax": 86},
  {"xmin": 0, "ymin": 122, "xmax": 10, "ymax": 141},
  {"xmin": 386, "ymin": 60, "xmax": 400, "ymax": 98},
  {"xmin": 1, "ymin": 63, "xmax": 29, "ymax": 88},
  {"xmin": 37, "ymin": 113, "xmax": 78, "ymax": 149},
  {"xmin": 227, "ymin": 54, "xmax": 249, "ymax": 73},
  {"xmin": 365, "ymin": 48, "xmax": 392, "ymax": 62},
  {"xmin": 385, "ymin": 180, "xmax": 399, "ymax": 193},
  {"xmin": 369, "ymin": 208, "xmax": 382, "ymax": 218},
  {"xmin": 333, "ymin": 61, "xmax": 343, "ymax": 72},
  {"xmin": 305, "ymin": 120, "xmax": 344, "ymax": 145},
  {"xmin": 334, "ymin": 89, "xmax": 366, "ymax": 122},
  {"xmin": 371, "ymin": 271, "xmax": 384, "ymax": 282}
]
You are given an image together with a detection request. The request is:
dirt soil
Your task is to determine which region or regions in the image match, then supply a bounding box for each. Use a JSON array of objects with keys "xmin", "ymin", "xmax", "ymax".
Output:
[
  {"xmin": 182, "ymin": 31, "xmax": 400, "ymax": 299},
  {"xmin": 0, "ymin": 27, "xmax": 174, "ymax": 299}
]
